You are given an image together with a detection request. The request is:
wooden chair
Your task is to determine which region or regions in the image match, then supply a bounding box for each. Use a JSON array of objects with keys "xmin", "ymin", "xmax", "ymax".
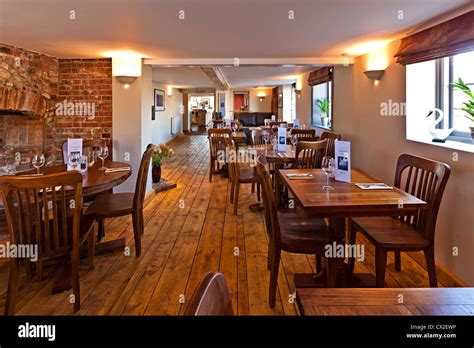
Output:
[
  {"xmin": 290, "ymin": 129, "xmax": 316, "ymax": 142},
  {"xmin": 183, "ymin": 272, "xmax": 234, "ymax": 315},
  {"xmin": 86, "ymin": 144, "xmax": 154, "ymax": 257},
  {"xmin": 294, "ymin": 140, "xmax": 327, "ymax": 169},
  {"xmin": 0, "ymin": 172, "xmax": 95, "ymax": 315},
  {"xmin": 320, "ymin": 131, "xmax": 341, "ymax": 158},
  {"xmin": 348, "ymin": 154, "xmax": 451, "ymax": 287},
  {"xmin": 255, "ymin": 159, "xmax": 337, "ymax": 307},
  {"xmin": 208, "ymin": 128, "xmax": 231, "ymax": 182},
  {"xmin": 62, "ymin": 139, "xmax": 106, "ymax": 164},
  {"xmin": 227, "ymin": 140, "xmax": 260, "ymax": 215},
  {"xmin": 251, "ymin": 129, "xmax": 271, "ymax": 146}
]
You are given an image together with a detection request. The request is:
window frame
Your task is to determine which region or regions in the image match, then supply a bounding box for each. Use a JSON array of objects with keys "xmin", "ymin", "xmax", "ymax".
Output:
[
  {"xmin": 310, "ymin": 80, "xmax": 334, "ymax": 130},
  {"xmin": 435, "ymin": 54, "xmax": 473, "ymax": 141}
]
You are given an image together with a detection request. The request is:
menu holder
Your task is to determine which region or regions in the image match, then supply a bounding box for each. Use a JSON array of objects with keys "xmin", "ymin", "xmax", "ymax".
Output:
[
  {"xmin": 277, "ymin": 126, "xmax": 287, "ymax": 151},
  {"xmin": 334, "ymin": 140, "xmax": 351, "ymax": 183},
  {"xmin": 67, "ymin": 138, "xmax": 83, "ymax": 171}
]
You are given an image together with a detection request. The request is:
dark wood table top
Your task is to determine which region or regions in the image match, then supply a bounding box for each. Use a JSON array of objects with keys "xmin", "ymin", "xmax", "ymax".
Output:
[
  {"xmin": 253, "ymin": 144, "xmax": 296, "ymax": 164},
  {"xmin": 278, "ymin": 168, "xmax": 426, "ymax": 218},
  {"xmin": 0, "ymin": 160, "xmax": 131, "ymax": 202},
  {"xmin": 296, "ymin": 288, "xmax": 474, "ymax": 315},
  {"xmin": 231, "ymin": 132, "xmax": 247, "ymax": 141}
]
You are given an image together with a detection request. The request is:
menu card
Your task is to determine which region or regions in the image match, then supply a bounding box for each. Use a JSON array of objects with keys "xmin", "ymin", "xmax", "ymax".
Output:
[
  {"xmin": 225, "ymin": 119, "xmax": 231, "ymax": 128},
  {"xmin": 293, "ymin": 119, "xmax": 299, "ymax": 129},
  {"xmin": 67, "ymin": 138, "xmax": 83, "ymax": 171},
  {"xmin": 271, "ymin": 115, "xmax": 276, "ymax": 122},
  {"xmin": 334, "ymin": 140, "xmax": 350, "ymax": 183},
  {"xmin": 277, "ymin": 126, "xmax": 287, "ymax": 151}
]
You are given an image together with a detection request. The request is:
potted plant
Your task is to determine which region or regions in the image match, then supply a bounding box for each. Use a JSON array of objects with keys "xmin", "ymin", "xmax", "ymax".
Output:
[
  {"xmin": 151, "ymin": 144, "xmax": 174, "ymax": 183},
  {"xmin": 451, "ymin": 77, "xmax": 474, "ymax": 141},
  {"xmin": 316, "ymin": 98, "xmax": 330, "ymax": 127}
]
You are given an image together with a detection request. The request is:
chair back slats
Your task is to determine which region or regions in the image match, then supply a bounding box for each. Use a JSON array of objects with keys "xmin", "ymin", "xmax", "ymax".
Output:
[
  {"xmin": 295, "ymin": 140, "xmax": 327, "ymax": 169},
  {"xmin": 0, "ymin": 172, "xmax": 84, "ymax": 259},
  {"xmin": 133, "ymin": 144, "xmax": 155, "ymax": 211},
  {"xmin": 208, "ymin": 128, "xmax": 231, "ymax": 160},
  {"xmin": 394, "ymin": 154, "xmax": 450, "ymax": 241},
  {"xmin": 320, "ymin": 131, "xmax": 342, "ymax": 158},
  {"xmin": 290, "ymin": 129, "xmax": 316, "ymax": 141},
  {"xmin": 252, "ymin": 129, "xmax": 271, "ymax": 146},
  {"xmin": 255, "ymin": 158, "xmax": 280, "ymax": 242},
  {"xmin": 184, "ymin": 272, "xmax": 234, "ymax": 315}
]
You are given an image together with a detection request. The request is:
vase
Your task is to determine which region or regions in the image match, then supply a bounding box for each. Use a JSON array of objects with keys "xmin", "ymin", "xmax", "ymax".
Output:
[{"xmin": 152, "ymin": 165, "xmax": 162, "ymax": 183}]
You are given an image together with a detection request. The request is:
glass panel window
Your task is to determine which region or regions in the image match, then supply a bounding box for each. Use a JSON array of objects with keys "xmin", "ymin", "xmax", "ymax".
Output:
[{"xmin": 311, "ymin": 81, "xmax": 332, "ymax": 129}]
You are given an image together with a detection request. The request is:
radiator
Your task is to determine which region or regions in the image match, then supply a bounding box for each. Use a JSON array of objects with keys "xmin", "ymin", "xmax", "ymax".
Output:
[{"xmin": 171, "ymin": 116, "xmax": 182, "ymax": 135}]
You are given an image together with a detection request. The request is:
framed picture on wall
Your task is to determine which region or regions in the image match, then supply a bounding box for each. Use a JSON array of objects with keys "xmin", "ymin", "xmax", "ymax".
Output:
[{"xmin": 154, "ymin": 89, "xmax": 165, "ymax": 111}]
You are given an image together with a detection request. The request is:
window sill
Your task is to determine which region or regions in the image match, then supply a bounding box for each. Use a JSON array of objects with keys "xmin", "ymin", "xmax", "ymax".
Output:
[{"xmin": 407, "ymin": 134, "xmax": 474, "ymax": 153}]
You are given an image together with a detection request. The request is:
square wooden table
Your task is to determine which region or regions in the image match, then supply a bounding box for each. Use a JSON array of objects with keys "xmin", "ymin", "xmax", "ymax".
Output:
[{"xmin": 277, "ymin": 168, "xmax": 427, "ymax": 288}]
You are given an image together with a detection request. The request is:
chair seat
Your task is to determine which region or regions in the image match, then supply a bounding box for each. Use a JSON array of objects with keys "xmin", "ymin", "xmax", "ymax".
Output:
[
  {"xmin": 86, "ymin": 192, "xmax": 134, "ymax": 217},
  {"xmin": 351, "ymin": 216, "xmax": 430, "ymax": 249},
  {"xmin": 238, "ymin": 165, "xmax": 257, "ymax": 183},
  {"xmin": 278, "ymin": 212, "xmax": 335, "ymax": 253}
]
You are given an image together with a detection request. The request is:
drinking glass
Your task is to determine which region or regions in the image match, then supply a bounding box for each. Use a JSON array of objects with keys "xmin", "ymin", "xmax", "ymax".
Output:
[
  {"xmin": 321, "ymin": 156, "xmax": 335, "ymax": 190},
  {"xmin": 98, "ymin": 145, "xmax": 109, "ymax": 171},
  {"xmin": 68, "ymin": 152, "xmax": 81, "ymax": 171},
  {"xmin": 31, "ymin": 153, "xmax": 45, "ymax": 175},
  {"xmin": 271, "ymin": 135, "xmax": 278, "ymax": 151},
  {"xmin": 263, "ymin": 134, "xmax": 270, "ymax": 150},
  {"xmin": 79, "ymin": 155, "xmax": 88, "ymax": 173}
]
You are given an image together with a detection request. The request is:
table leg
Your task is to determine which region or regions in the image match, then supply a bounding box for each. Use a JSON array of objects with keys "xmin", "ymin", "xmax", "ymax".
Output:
[{"xmin": 294, "ymin": 218, "xmax": 376, "ymax": 288}]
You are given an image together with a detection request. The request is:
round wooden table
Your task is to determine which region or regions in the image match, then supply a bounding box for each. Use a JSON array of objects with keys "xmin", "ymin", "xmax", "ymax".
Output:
[{"xmin": 39, "ymin": 160, "xmax": 132, "ymax": 198}]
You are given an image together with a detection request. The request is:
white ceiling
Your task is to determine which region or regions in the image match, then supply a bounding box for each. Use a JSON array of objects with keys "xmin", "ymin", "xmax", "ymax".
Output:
[
  {"xmin": 152, "ymin": 68, "xmax": 216, "ymax": 88},
  {"xmin": 221, "ymin": 66, "xmax": 315, "ymax": 88},
  {"xmin": 152, "ymin": 65, "xmax": 316, "ymax": 88},
  {"xmin": 1, "ymin": 0, "xmax": 471, "ymax": 59}
]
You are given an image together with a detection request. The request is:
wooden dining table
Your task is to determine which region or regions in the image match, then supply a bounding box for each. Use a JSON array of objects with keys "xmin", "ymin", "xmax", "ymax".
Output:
[
  {"xmin": 0, "ymin": 160, "xmax": 132, "ymax": 293},
  {"xmin": 277, "ymin": 168, "xmax": 427, "ymax": 288},
  {"xmin": 296, "ymin": 288, "xmax": 474, "ymax": 315}
]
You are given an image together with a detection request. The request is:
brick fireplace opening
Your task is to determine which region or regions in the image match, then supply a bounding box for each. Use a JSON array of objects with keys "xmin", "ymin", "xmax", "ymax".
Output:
[{"xmin": 0, "ymin": 43, "xmax": 112, "ymax": 170}]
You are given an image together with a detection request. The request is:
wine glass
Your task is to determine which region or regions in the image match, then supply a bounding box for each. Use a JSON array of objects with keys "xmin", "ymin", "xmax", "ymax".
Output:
[
  {"xmin": 321, "ymin": 156, "xmax": 335, "ymax": 190},
  {"xmin": 271, "ymin": 135, "xmax": 278, "ymax": 150},
  {"xmin": 98, "ymin": 145, "xmax": 109, "ymax": 171},
  {"xmin": 68, "ymin": 152, "xmax": 81, "ymax": 171},
  {"xmin": 32, "ymin": 154, "xmax": 45, "ymax": 175}
]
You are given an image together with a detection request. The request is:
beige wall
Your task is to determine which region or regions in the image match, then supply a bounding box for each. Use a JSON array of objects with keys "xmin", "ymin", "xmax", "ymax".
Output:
[
  {"xmin": 152, "ymin": 82, "xmax": 183, "ymax": 145},
  {"xmin": 296, "ymin": 66, "xmax": 354, "ymax": 136},
  {"xmin": 323, "ymin": 40, "xmax": 473, "ymax": 285},
  {"xmin": 228, "ymin": 88, "xmax": 272, "ymax": 114}
]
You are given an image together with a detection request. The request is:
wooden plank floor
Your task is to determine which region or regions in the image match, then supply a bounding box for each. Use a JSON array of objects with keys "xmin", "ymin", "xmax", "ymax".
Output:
[{"xmin": 0, "ymin": 134, "xmax": 454, "ymax": 315}]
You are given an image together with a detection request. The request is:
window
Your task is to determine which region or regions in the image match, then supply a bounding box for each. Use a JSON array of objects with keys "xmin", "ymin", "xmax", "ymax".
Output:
[
  {"xmin": 406, "ymin": 50, "xmax": 474, "ymax": 153},
  {"xmin": 439, "ymin": 51, "xmax": 474, "ymax": 136},
  {"xmin": 311, "ymin": 81, "xmax": 332, "ymax": 129}
]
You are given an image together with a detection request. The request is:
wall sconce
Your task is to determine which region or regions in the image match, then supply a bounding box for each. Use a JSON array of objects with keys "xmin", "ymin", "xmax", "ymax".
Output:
[
  {"xmin": 364, "ymin": 70, "xmax": 385, "ymax": 85},
  {"xmin": 295, "ymin": 76, "xmax": 303, "ymax": 98},
  {"xmin": 167, "ymin": 86, "xmax": 173, "ymax": 97},
  {"xmin": 112, "ymin": 56, "xmax": 142, "ymax": 89},
  {"xmin": 257, "ymin": 92, "xmax": 266, "ymax": 102}
]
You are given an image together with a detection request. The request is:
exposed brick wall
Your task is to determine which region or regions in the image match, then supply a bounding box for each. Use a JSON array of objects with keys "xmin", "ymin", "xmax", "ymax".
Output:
[
  {"xmin": 0, "ymin": 43, "xmax": 112, "ymax": 166},
  {"xmin": 0, "ymin": 44, "xmax": 57, "ymax": 165},
  {"xmin": 52, "ymin": 58, "xmax": 112, "ymax": 162}
]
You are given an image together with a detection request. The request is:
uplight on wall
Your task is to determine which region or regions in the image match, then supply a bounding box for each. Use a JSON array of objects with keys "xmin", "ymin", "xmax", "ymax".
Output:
[
  {"xmin": 364, "ymin": 69, "xmax": 385, "ymax": 85},
  {"xmin": 295, "ymin": 76, "xmax": 303, "ymax": 97},
  {"xmin": 167, "ymin": 86, "xmax": 173, "ymax": 97},
  {"xmin": 112, "ymin": 55, "xmax": 142, "ymax": 89},
  {"xmin": 257, "ymin": 91, "xmax": 266, "ymax": 102}
]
